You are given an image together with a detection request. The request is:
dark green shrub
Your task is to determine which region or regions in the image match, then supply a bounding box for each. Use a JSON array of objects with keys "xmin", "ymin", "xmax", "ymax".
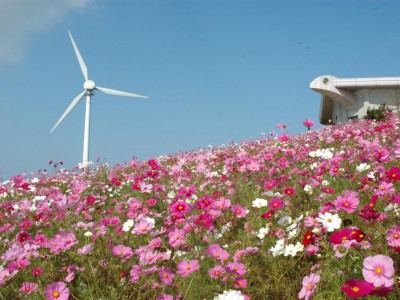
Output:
[{"xmin": 363, "ymin": 103, "xmax": 392, "ymax": 121}]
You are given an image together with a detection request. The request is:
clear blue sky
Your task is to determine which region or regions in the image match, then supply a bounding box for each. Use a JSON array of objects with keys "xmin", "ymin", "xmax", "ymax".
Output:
[{"xmin": 1, "ymin": 0, "xmax": 399, "ymax": 179}]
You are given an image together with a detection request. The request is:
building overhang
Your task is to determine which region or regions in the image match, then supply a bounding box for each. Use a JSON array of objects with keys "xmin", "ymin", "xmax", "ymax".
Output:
[{"xmin": 310, "ymin": 75, "xmax": 400, "ymax": 124}]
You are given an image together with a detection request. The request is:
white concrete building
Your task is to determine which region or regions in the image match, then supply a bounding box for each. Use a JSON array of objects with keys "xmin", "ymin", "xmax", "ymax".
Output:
[{"xmin": 310, "ymin": 75, "xmax": 400, "ymax": 124}]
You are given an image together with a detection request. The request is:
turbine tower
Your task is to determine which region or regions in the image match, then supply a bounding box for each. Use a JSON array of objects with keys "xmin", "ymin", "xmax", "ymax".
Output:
[{"xmin": 50, "ymin": 31, "xmax": 148, "ymax": 166}]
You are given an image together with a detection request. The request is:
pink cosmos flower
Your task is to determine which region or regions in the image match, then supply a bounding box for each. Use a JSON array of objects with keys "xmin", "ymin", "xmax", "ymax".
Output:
[
  {"xmin": 212, "ymin": 197, "xmax": 231, "ymax": 210},
  {"xmin": 225, "ymin": 262, "xmax": 247, "ymax": 276},
  {"xmin": 168, "ymin": 228, "xmax": 186, "ymax": 247},
  {"xmin": 20, "ymin": 282, "xmax": 38, "ymax": 294},
  {"xmin": 234, "ymin": 277, "xmax": 247, "ymax": 289},
  {"xmin": 362, "ymin": 255, "xmax": 394, "ymax": 287},
  {"xmin": 208, "ymin": 265, "xmax": 224, "ymax": 279},
  {"xmin": 334, "ymin": 190, "xmax": 359, "ymax": 213},
  {"xmin": 176, "ymin": 259, "xmax": 200, "ymax": 277},
  {"xmin": 44, "ymin": 282, "xmax": 69, "ymax": 300},
  {"xmin": 298, "ymin": 273, "xmax": 320, "ymax": 300},
  {"xmin": 278, "ymin": 134, "xmax": 290, "ymax": 143},
  {"xmin": 130, "ymin": 265, "xmax": 142, "ymax": 284},
  {"xmin": 269, "ymin": 198, "xmax": 284, "ymax": 210},
  {"xmin": 231, "ymin": 204, "xmax": 248, "ymax": 218},
  {"xmin": 303, "ymin": 119, "xmax": 315, "ymax": 130},
  {"xmin": 159, "ymin": 267, "xmax": 174, "ymax": 286},
  {"xmin": 386, "ymin": 225, "xmax": 400, "ymax": 248},
  {"xmin": 111, "ymin": 244, "xmax": 133, "ymax": 261},
  {"xmin": 8, "ymin": 258, "xmax": 30, "ymax": 271},
  {"xmin": 207, "ymin": 244, "xmax": 230, "ymax": 261}
]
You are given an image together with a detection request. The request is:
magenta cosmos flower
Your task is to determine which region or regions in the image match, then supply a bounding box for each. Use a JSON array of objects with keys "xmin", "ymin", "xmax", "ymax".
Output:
[
  {"xmin": 341, "ymin": 279, "xmax": 374, "ymax": 298},
  {"xmin": 362, "ymin": 255, "xmax": 395, "ymax": 287},
  {"xmin": 298, "ymin": 273, "xmax": 320, "ymax": 300},
  {"xmin": 44, "ymin": 282, "xmax": 69, "ymax": 300},
  {"xmin": 176, "ymin": 259, "xmax": 200, "ymax": 277}
]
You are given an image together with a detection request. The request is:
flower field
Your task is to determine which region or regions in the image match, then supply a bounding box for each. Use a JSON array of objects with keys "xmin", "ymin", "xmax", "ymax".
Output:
[{"xmin": 1, "ymin": 116, "xmax": 400, "ymax": 299}]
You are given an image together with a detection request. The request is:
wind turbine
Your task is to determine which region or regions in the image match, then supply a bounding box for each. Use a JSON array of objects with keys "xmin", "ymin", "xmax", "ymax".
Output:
[{"xmin": 50, "ymin": 31, "xmax": 148, "ymax": 166}]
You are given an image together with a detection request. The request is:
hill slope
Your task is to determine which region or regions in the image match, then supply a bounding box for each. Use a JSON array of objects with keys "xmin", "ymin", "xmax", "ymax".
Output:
[{"xmin": 1, "ymin": 117, "xmax": 400, "ymax": 299}]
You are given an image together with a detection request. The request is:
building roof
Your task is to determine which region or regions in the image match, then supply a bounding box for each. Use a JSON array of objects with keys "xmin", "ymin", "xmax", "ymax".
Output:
[{"xmin": 310, "ymin": 75, "xmax": 400, "ymax": 124}]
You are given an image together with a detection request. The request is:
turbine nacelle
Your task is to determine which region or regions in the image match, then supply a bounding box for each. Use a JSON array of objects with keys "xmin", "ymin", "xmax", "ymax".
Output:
[{"xmin": 84, "ymin": 80, "xmax": 96, "ymax": 90}]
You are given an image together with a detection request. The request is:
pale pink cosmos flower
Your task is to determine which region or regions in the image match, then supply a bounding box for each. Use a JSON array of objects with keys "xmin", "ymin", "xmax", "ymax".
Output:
[
  {"xmin": 386, "ymin": 225, "xmax": 400, "ymax": 247},
  {"xmin": 133, "ymin": 218, "xmax": 154, "ymax": 235},
  {"xmin": 77, "ymin": 245, "xmax": 93, "ymax": 255},
  {"xmin": 20, "ymin": 282, "xmax": 38, "ymax": 294},
  {"xmin": 374, "ymin": 182, "xmax": 395, "ymax": 196},
  {"xmin": 333, "ymin": 190, "xmax": 359, "ymax": 213},
  {"xmin": 44, "ymin": 282, "xmax": 69, "ymax": 300},
  {"xmin": 298, "ymin": 273, "xmax": 320, "ymax": 300},
  {"xmin": 176, "ymin": 259, "xmax": 200, "ymax": 277},
  {"xmin": 168, "ymin": 228, "xmax": 186, "ymax": 247},
  {"xmin": 156, "ymin": 295, "xmax": 174, "ymax": 300},
  {"xmin": 362, "ymin": 255, "xmax": 395, "ymax": 287}
]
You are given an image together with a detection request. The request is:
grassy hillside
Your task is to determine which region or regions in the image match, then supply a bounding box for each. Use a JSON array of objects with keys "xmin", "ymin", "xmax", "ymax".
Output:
[{"xmin": 1, "ymin": 116, "xmax": 400, "ymax": 299}]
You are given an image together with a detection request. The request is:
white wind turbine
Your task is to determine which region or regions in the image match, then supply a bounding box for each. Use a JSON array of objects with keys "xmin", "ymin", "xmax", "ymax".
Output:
[{"xmin": 50, "ymin": 31, "xmax": 148, "ymax": 166}]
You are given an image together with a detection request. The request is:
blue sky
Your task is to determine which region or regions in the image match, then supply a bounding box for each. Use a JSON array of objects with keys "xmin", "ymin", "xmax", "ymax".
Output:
[{"xmin": 1, "ymin": 0, "xmax": 399, "ymax": 179}]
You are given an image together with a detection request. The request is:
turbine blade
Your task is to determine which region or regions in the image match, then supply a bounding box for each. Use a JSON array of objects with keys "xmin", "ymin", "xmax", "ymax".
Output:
[
  {"xmin": 96, "ymin": 86, "xmax": 149, "ymax": 99},
  {"xmin": 68, "ymin": 31, "xmax": 89, "ymax": 81},
  {"xmin": 50, "ymin": 91, "xmax": 86, "ymax": 133}
]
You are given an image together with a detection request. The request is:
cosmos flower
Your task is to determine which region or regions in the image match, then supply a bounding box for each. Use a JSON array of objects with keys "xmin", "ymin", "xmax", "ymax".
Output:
[
  {"xmin": 341, "ymin": 279, "xmax": 374, "ymax": 298},
  {"xmin": 315, "ymin": 212, "xmax": 341, "ymax": 232},
  {"xmin": 44, "ymin": 282, "xmax": 69, "ymax": 300},
  {"xmin": 298, "ymin": 273, "xmax": 320, "ymax": 300},
  {"xmin": 362, "ymin": 255, "xmax": 394, "ymax": 287},
  {"xmin": 176, "ymin": 259, "xmax": 200, "ymax": 277}
]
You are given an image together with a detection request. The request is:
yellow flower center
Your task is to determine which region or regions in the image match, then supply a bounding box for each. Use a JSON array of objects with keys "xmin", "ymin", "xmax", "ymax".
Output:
[
  {"xmin": 327, "ymin": 218, "xmax": 332, "ymax": 223},
  {"xmin": 352, "ymin": 286, "xmax": 360, "ymax": 293},
  {"xmin": 394, "ymin": 233, "xmax": 399, "ymax": 239},
  {"xmin": 52, "ymin": 291, "xmax": 60, "ymax": 298},
  {"xmin": 306, "ymin": 284, "xmax": 312, "ymax": 290},
  {"xmin": 344, "ymin": 202, "xmax": 349, "ymax": 207},
  {"xmin": 186, "ymin": 265, "xmax": 191, "ymax": 270},
  {"xmin": 375, "ymin": 267, "xmax": 383, "ymax": 274}
]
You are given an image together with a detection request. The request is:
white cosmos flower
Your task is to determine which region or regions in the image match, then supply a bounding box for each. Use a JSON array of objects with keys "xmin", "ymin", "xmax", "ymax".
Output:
[
  {"xmin": 356, "ymin": 163, "xmax": 370, "ymax": 173},
  {"xmin": 257, "ymin": 227, "xmax": 270, "ymax": 239},
  {"xmin": 252, "ymin": 198, "xmax": 268, "ymax": 208},
  {"xmin": 316, "ymin": 212, "xmax": 342, "ymax": 232},
  {"xmin": 214, "ymin": 290, "xmax": 245, "ymax": 300},
  {"xmin": 122, "ymin": 219, "xmax": 134, "ymax": 232},
  {"xmin": 269, "ymin": 239, "xmax": 285, "ymax": 256},
  {"xmin": 304, "ymin": 185, "xmax": 313, "ymax": 195},
  {"xmin": 284, "ymin": 244, "xmax": 297, "ymax": 257},
  {"xmin": 278, "ymin": 216, "xmax": 292, "ymax": 226}
]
